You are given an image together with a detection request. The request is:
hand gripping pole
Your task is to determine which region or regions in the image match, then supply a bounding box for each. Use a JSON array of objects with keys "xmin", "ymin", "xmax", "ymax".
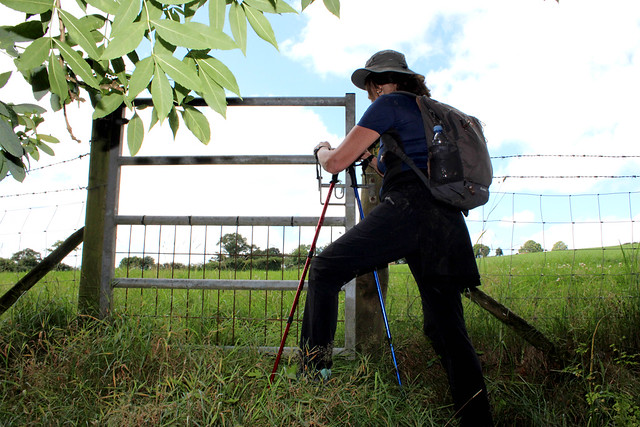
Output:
[
  {"xmin": 270, "ymin": 173, "xmax": 339, "ymax": 384},
  {"xmin": 347, "ymin": 165, "xmax": 403, "ymax": 390}
]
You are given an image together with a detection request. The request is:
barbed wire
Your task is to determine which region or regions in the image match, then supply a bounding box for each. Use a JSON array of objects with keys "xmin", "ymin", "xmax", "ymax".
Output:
[
  {"xmin": 26, "ymin": 153, "xmax": 90, "ymax": 173},
  {"xmin": 494, "ymin": 175, "xmax": 640, "ymax": 179},
  {"xmin": 1, "ymin": 176, "xmax": 638, "ymax": 199},
  {"xmin": 491, "ymin": 154, "xmax": 640, "ymax": 159},
  {"xmin": 2, "ymin": 153, "xmax": 638, "ymax": 199},
  {"xmin": 0, "ymin": 186, "xmax": 88, "ymax": 199}
]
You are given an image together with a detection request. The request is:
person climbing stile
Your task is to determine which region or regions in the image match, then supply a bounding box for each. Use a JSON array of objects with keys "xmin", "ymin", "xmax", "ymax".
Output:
[{"xmin": 301, "ymin": 50, "xmax": 494, "ymax": 426}]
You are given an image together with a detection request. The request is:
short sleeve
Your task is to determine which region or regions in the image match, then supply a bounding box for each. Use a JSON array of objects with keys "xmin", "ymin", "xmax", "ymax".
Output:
[{"xmin": 357, "ymin": 95, "xmax": 397, "ymax": 135}]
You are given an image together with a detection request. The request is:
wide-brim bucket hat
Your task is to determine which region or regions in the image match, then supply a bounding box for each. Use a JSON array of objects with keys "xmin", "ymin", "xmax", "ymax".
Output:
[{"xmin": 351, "ymin": 50, "xmax": 422, "ymax": 90}]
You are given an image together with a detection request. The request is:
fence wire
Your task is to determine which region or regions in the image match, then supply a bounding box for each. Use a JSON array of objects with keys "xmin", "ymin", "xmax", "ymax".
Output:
[
  {"xmin": 111, "ymin": 223, "xmax": 346, "ymax": 347},
  {"xmin": 1, "ymin": 153, "xmax": 639, "ymax": 347}
]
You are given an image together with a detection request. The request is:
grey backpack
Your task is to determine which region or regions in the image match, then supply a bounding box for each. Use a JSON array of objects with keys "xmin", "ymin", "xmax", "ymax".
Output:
[{"xmin": 381, "ymin": 93, "xmax": 492, "ymax": 213}]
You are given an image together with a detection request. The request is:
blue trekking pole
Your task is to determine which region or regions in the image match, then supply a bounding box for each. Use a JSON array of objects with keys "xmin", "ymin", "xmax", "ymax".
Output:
[{"xmin": 347, "ymin": 164, "xmax": 403, "ymax": 390}]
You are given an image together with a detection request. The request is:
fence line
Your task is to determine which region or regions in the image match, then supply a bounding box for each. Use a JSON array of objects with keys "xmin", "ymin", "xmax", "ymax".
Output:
[{"xmin": 1, "ymin": 154, "xmax": 639, "ymax": 348}]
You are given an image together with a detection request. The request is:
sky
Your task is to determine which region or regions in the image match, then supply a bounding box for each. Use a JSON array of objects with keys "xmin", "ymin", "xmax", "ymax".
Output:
[{"xmin": 1, "ymin": 0, "xmax": 640, "ymax": 263}]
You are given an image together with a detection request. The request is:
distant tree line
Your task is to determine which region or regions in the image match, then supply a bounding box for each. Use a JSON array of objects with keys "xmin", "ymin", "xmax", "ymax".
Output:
[
  {"xmin": 471, "ymin": 240, "xmax": 569, "ymax": 257},
  {"xmin": 518, "ymin": 240, "xmax": 568, "ymax": 254},
  {"xmin": 0, "ymin": 243, "xmax": 74, "ymax": 272},
  {"xmin": 118, "ymin": 233, "xmax": 325, "ymax": 272}
]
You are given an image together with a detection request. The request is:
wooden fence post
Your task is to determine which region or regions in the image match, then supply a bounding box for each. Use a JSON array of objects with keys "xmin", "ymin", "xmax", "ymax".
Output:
[
  {"xmin": 78, "ymin": 108, "xmax": 124, "ymax": 318},
  {"xmin": 355, "ymin": 168, "xmax": 389, "ymax": 353}
]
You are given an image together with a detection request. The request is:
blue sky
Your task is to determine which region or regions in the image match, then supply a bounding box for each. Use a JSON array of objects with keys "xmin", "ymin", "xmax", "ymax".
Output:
[{"xmin": 1, "ymin": 0, "xmax": 640, "ymax": 260}]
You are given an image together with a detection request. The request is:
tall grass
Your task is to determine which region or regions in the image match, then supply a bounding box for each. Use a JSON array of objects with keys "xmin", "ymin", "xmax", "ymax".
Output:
[{"xmin": 1, "ymin": 247, "xmax": 639, "ymax": 425}]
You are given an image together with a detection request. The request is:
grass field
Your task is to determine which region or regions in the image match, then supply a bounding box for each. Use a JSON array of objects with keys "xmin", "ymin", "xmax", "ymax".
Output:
[{"xmin": 1, "ymin": 246, "xmax": 639, "ymax": 425}]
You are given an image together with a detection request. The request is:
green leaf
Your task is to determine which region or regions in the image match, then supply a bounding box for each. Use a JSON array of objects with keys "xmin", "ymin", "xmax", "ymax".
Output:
[
  {"xmin": 29, "ymin": 65, "xmax": 50, "ymax": 101},
  {"xmin": 152, "ymin": 19, "xmax": 236, "ymax": 51},
  {"xmin": 153, "ymin": 35, "xmax": 177, "ymax": 57},
  {"xmin": 0, "ymin": 28, "xmax": 18, "ymax": 53},
  {"xmin": 196, "ymin": 56, "xmax": 240, "ymax": 97},
  {"xmin": 198, "ymin": 71, "xmax": 226, "ymax": 118},
  {"xmin": 173, "ymin": 82, "xmax": 190, "ymax": 105},
  {"xmin": 243, "ymin": 0, "xmax": 277, "ymax": 13},
  {"xmin": 157, "ymin": 0, "xmax": 192, "ymax": 4},
  {"xmin": 229, "ymin": 1, "xmax": 247, "ymax": 55},
  {"xmin": 0, "ymin": 158, "xmax": 7, "ymax": 181},
  {"xmin": 79, "ymin": 14, "xmax": 108, "ymax": 32},
  {"xmin": 6, "ymin": 155, "xmax": 26, "ymax": 182},
  {"xmin": 111, "ymin": 57, "xmax": 128, "ymax": 88},
  {"xmin": 16, "ymin": 37, "xmax": 50, "ymax": 72},
  {"xmin": 12, "ymin": 104, "xmax": 47, "ymax": 114},
  {"xmin": 92, "ymin": 92, "xmax": 124, "ymax": 119},
  {"xmin": 181, "ymin": 105, "xmax": 210, "ymax": 144},
  {"xmin": 50, "ymin": 93, "xmax": 62, "ymax": 111},
  {"xmin": 37, "ymin": 140, "xmax": 55, "ymax": 156},
  {"xmin": 47, "ymin": 52, "xmax": 69, "ymax": 104},
  {"xmin": 154, "ymin": 53, "xmax": 200, "ymax": 93},
  {"xmin": 36, "ymin": 133, "xmax": 60, "ymax": 143},
  {"xmin": 209, "ymin": 0, "xmax": 226, "ymax": 31},
  {"xmin": 301, "ymin": 0, "xmax": 314, "ymax": 11},
  {"xmin": 0, "ymin": 119, "xmax": 23, "ymax": 157},
  {"xmin": 54, "ymin": 39, "xmax": 100, "ymax": 90},
  {"xmin": 75, "ymin": 0, "xmax": 88, "ymax": 13},
  {"xmin": 151, "ymin": 63, "xmax": 173, "ymax": 123},
  {"xmin": 274, "ymin": 0, "xmax": 297, "ymax": 14},
  {"xmin": 322, "ymin": 0, "xmax": 339, "ymax": 17},
  {"xmin": 100, "ymin": 21, "xmax": 145, "ymax": 60},
  {"xmin": 58, "ymin": 9, "xmax": 100, "ymax": 58},
  {"xmin": 149, "ymin": 106, "xmax": 158, "ymax": 129},
  {"xmin": 127, "ymin": 56, "xmax": 154, "ymax": 101},
  {"xmin": 85, "ymin": 0, "xmax": 119, "ymax": 14},
  {"xmin": 168, "ymin": 106, "xmax": 179, "ymax": 139},
  {"xmin": 243, "ymin": 4, "xmax": 278, "ymax": 50},
  {"xmin": 0, "ymin": 71, "xmax": 10, "ymax": 88},
  {"xmin": 183, "ymin": 0, "xmax": 202, "ymax": 20},
  {"xmin": 112, "ymin": 0, "xmax": 142, "ymax": 36},
  {"xmin": 18, "ymin": 114, "xmax": 36, "ymax": 130},
  {"xmin": 0, "ymin": 0, "xmax": 52, "ymax": 14},
  {"xmin": 127, "ymin": 112, "xmax": 144, "ymax": 155},
  {"xmin": 0, "ymin": 102, "xmax": 12, "ymax": 119},
  {"xmin": 142, "ymin": 0, "xmax": 164, "ymax": 24},
  {"xmin": 6, "ymin": 21, "xmax": 46, "ymax": 41},
  {"xmin": 30, "ymin": 143, "xmax": 40, "ymax": 160}
]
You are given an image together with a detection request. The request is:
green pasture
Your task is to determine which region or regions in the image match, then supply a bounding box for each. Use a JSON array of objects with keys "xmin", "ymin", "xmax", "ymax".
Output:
[{"xmin": 0, "ymin": 246, "xmax": 639, "ymax": 425}]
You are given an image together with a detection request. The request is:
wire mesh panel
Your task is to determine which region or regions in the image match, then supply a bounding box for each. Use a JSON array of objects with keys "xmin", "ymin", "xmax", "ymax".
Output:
[
  {"xmin": 111, "ymin": 222, "xmax": 348, "ymax": 349},
  {"xmin": 452, "ymin": 190, "xmax": 638, "ymax": 329}
]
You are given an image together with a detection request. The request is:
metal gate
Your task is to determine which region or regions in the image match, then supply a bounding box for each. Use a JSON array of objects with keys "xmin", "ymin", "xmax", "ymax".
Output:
[{"xmin": 82, "ymin": 95, "xmax": 357, "ymax": 355}]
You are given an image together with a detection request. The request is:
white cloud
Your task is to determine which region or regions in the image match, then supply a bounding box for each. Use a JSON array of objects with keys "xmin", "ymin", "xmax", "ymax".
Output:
[
  {"xmin": 283, "ymin": 0, "xmax": 640, "ymax": 194},
  {"xmin": 118, "ymin": 105, "xmax": 342, "ymax": 217},
  {"xmin": 3, "ymin": 0, "xmax": 640, "ymax": 260}
]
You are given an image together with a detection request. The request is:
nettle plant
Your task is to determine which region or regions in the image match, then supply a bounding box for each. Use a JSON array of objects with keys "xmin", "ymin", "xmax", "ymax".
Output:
[{"xmin": 0, "ymin": 0, "xmax": 340, "ymax": 181}]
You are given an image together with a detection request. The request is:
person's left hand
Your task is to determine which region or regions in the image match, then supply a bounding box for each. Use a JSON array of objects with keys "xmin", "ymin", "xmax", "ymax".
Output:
[{"xmin": 314, "ymin": 142, "xmax": 332, "ymax": 153}]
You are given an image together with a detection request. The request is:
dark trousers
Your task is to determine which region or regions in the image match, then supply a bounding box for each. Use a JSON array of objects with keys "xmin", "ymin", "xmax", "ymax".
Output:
[{"xmin": 300, "ymin": 183, "xmax": 493, "ymax": 425}]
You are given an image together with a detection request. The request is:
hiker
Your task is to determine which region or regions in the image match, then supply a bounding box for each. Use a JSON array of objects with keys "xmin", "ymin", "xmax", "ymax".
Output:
[{"xmin": 300, "ymin": 50, "xmax": 493, "ymax": 426}]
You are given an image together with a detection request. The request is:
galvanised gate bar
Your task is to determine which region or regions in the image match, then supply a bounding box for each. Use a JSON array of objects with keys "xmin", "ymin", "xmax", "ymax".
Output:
[{"xmin": 80, "ymin": 94, "xmax": 359, "ymax": 355}]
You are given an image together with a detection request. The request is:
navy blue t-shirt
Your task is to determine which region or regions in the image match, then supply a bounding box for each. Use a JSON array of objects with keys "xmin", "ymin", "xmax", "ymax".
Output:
[{"xmin": 357, "ymin": 92, "xmax": 428, "ymax": 176}]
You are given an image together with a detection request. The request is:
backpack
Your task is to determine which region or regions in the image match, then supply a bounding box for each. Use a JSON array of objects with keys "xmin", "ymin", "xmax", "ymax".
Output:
[{"xmin": 380, "ymin": 93, "xmax": 492, "ymax": 213}]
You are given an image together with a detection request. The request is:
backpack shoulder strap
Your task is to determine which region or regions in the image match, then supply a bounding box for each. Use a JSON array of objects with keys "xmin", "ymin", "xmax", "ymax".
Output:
[{"xmin": 380, "ymin": 133, "xmax": 431, "ymax": 190}]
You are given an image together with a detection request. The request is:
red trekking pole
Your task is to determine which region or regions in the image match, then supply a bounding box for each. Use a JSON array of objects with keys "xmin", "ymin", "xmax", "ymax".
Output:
[{"xmin": 270, "ymin": 173, "xmax": 339, "ymax": 384}]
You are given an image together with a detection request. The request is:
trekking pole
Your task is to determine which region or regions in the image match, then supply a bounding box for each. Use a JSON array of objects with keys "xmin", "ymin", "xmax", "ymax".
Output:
[
  {"xmin": 347, "ymin": 164, "xmax": 403, "ymax": 390},
  {"xmin": 270, "ymin": 173, "xmax": 340, "ymax": 385}
]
